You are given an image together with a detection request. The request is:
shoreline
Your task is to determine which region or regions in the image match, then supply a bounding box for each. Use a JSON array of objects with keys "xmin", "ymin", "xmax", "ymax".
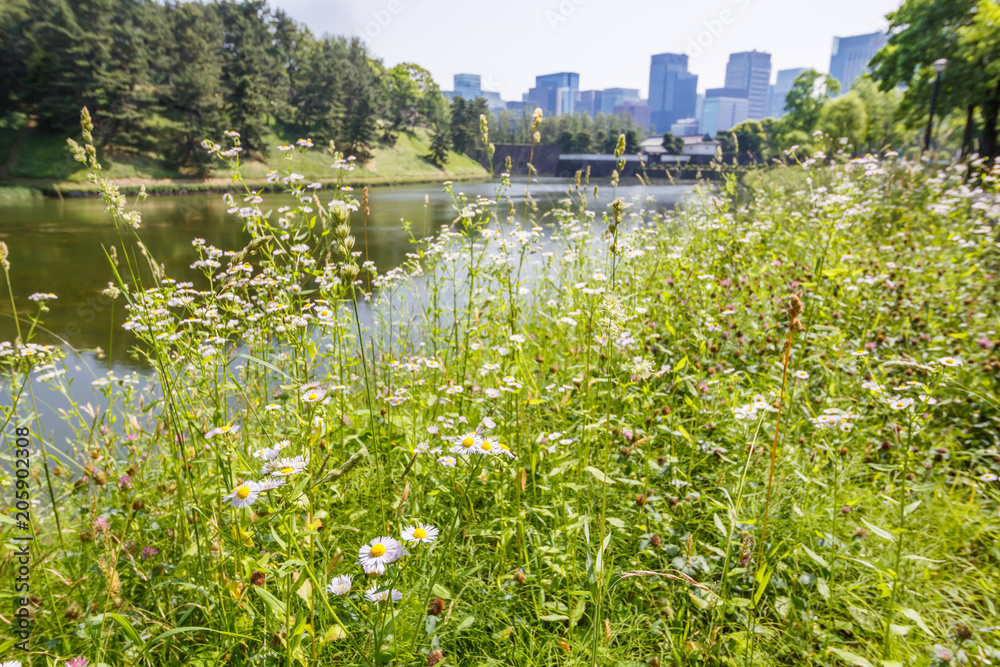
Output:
[{"xmin": 0, "ymin": 171, "xmax": 492, "ymax": 199}]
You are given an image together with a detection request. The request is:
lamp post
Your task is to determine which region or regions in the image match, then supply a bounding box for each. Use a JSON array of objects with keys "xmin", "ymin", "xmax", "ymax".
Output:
[{"xmin": 923, "ymin": 58, "xmax": 948, "ymax": 153}]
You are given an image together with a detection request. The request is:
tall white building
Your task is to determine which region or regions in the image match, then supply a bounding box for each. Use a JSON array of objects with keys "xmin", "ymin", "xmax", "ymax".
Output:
[
  {"xmin": 767, "ymin": 67, "xmax": 808, "ymax": 119},
  {"xmin": 724, "ymin": 51, "xmax": 771, "ymax": 120},
  {"xmin": 701, "ymin": 88, "xmax": 749, "ymax": 137}
]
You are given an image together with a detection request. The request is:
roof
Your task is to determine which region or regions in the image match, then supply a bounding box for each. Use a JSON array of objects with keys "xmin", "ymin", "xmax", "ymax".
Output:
[{"xmin": 683, "ymin": 135, "xmax": 719, "ymax": 145}]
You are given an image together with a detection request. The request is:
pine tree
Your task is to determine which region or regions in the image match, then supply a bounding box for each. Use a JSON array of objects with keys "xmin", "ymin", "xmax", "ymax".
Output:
[
  {"xmin": 338, "ymin": 38, "xmax": 382, "ymax": 157},
  {"xmin": 426, "ymin": 122, "xmax": 450, "ymax": 167},
  {"xmin": 218, "ymin": 0, "xmax": 276, "ymax": 154},
  {"xmin": 163, "ymin": 1, "xmax": 227, "ymax": 169}
]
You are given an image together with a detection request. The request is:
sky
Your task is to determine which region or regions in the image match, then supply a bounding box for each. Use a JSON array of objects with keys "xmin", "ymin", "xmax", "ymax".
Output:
[{"xmin": 269, "ymin": 0, "xmax": 902, "ymax": 100}]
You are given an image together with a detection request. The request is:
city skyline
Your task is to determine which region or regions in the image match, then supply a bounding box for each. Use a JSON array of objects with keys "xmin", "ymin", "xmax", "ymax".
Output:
[{"xmin": 269, "ymin": 0, "xmax": 901, "ymax": 100}]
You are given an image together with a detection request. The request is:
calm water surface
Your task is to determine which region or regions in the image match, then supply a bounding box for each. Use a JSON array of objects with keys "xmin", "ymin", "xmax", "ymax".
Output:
[
  {"xmin": 0, "ymin": 177, "xmax": 692, "ymax": 454},
  {"xmin": 0, "ymin": 177, "xmax": 692, "ymax": 366}
]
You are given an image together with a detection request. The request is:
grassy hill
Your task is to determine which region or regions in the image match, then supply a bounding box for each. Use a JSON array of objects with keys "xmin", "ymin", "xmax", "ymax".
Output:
[{"xmin": 0, "ymin": 125, "xmax": 487, "ymax": 195}]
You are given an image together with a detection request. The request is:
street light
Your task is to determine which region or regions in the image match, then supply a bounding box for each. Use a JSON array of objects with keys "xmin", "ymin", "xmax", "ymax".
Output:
[{"xmin": 923, "ymin": 58, "xmax": 949, "ymax": 153}]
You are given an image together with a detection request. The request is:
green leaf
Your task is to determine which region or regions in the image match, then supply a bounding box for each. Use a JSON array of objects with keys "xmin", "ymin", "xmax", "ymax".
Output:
[
  {"xmin": 753, "ymin": 566, "xmax": 772, "ymax": 607},
  {"xmin": 569, "ymin": 598, "xmax": 587, "ymax": 628},
  {"xmin": 585, "ymin": 466, "xmax": 612, "ymax": 484},
  {"xmin": 431, "ymin": 583, "xmax": 452, "ymax": 599},
  {"xmin": 139, "ymin": 626, "xmax": 255, "ymax": 656},
  {"xmin": 899, "ymin": 608, "xmax": 933, "ymax": 637},
  {"xmin": 456, "ymin": 615, "xmax": 475, "ymax": 632},
  {"xmin": 860, "ymin": 518, "xmax": 895, "ymax": 542},
  {"xmin": 107, "ymin": 612, "xmax": 143, "ymax": 645},
  {"xmin": 254, "ymin": 585, "xmax": 288, "ymax": 618},
  {"xmin": 713, "ymin": 513, "xmax": 728, "ymax": 536},
  {"xmin": 801, "ymin": 544, "xmax": 829, "ymax": 568},
  {"xmin": 538, "ymin": 614, "xmax": 569, "ymax": 622},
  {"xmin": 828, "ymin": 646, "xmax": 874, "ymax": 667}
]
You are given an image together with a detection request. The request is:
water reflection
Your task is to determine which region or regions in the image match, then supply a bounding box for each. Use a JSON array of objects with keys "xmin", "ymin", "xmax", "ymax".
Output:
[{"xmin": 0, "ymin": 177, "xmax": 692, "ymax": 369}]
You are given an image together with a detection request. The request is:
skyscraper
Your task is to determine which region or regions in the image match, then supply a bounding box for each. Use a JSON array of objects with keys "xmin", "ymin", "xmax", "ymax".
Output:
[
  {"xmin": 577, "ymin": 90, "xmax": 602, "ymax": 117},
  {"xmin": 829, "ymin": 32, "xmax": 888, "ymax": 91},
  {"xmin": 600, "ymin": 88, "xmax": 640, "ymax": 115},
  {"xmin": 767, "ymin": 67, "xmax": 808, "ymax": 119},
  {"xmin": 724, "ymin": 51, "xmax": 771, "ymax": 120},
  {"xmin": 701, "ymin": 88, "xmax": 749, "ymax": 137},
  {"xmin": 527, "ymin": 72, "xmax": 579, "ymax": 116},
  {"xmin": 648, "ymin": 53, "xmax": 698, "ymax": 134},
  {"xmin": 452, "ymin": 74, "xmax": 482, "ymax": 100}
]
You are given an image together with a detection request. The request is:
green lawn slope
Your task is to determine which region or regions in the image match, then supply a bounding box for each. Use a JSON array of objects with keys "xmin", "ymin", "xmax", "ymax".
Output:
[{"xmin": 0, "ymin": 125, "xmax": 487, "ymax": 195}]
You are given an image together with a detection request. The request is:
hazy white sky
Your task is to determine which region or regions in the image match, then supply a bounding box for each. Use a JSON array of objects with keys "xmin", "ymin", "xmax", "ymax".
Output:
[{"xmin": 269, "ymin": 0, "xmax": 901, "ymax": 99}]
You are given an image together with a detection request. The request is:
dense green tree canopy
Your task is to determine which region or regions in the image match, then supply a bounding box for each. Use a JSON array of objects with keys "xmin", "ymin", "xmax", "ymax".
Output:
[
  {"xmin": 0, "ymin": 0, "xmax": 447, "ymax": 167},
  {"xmin": 870, "ymin": 0, "xmax": 1000, "ymax": 157}
]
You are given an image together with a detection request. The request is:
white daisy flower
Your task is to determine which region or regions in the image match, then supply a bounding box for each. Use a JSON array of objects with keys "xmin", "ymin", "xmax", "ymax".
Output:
[
  {"xmin": 302, "ymin": 388, "xmax": 326, "ymax": 403},
  {"xmin": 414, "ymin": 441, "xmax": 429, "ymax": 454},
  {"xmin": 205, "ymin": 423, "xmax": 239, "ymax": 439},
  {"xmin": 938, "ymin": 357, "xmax": 961, "ymax": 367},
  {"xmin": 979, "ymin": 473, "xmax": 997, "ymax": 482},
  {"xmin": 888, "ymin": 397, "xmax": 914, "ymax": 411},
  {"xmin": 256, "ymin": 478, "xmax": 286, "ymax": 491},
  {"xmin": 437, "ymin": 455, "xmax": 457, "ymax": 467},
  {"xmin": 222, "ymin": 481, "xmax": 259, "ymax": 509},
  {"xmin": 266, "ymin": 455, "xmax": 309, "ymax": 476},
  {"xmin": 364, "ymin": 585, "xmax": 402, "ymax": 604},
  {"xmin": 358, "ymin": 536, "xmax": 403, "ymax": 575},
  {"xmin": 251, "ymin": 440, "xmax": 290, "ymax": 461},
  {"xmin": 400, "ymin": 523, "xmax": 439, "ymax": 544},
  {"xmin": 326, "ymin": 574, "xmax": 352, "ymax": 596},
  {"xmin": 794, "ymin": 370, "xmax": 809, "ymax": 380},
  {"xmin": 451, "ymin": 431, "xmax": 481, "ymax": 456},
  {"xmin": 478, "ymin": 436, "xmax": 500, "ymax": 456}
]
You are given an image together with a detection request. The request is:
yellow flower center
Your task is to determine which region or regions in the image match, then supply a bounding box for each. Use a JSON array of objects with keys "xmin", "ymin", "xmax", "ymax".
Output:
[
  {"xmin": 413, "ymin": 528, "xmax": 427, "ymax": 539},
  {"xmin": 236, "ymin": 486, "xmax": 251, "ymax": 500},
  {"xmin": 281, "ymin": 467, "xmax": 295, "ymax": 475},
  {"xmin": 462, "ymin": 437, "xmax": 476, "ymax": 448},
  {"xmin": 370, "ymin": 544, "xmax": 386, "ymax": 557},
  {"xmin": 308, "ymin": 393, "xmax": 318, "ymax": 400},
  {"xmin": 481, "ymin": 442, "xmax": 492, "ymax": 451}
]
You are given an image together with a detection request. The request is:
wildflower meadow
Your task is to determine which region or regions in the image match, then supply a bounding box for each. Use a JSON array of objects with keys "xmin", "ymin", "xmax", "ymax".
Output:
[{"xmin": 1, "ymin": 109, "xmax": 999, "ymax": 667}]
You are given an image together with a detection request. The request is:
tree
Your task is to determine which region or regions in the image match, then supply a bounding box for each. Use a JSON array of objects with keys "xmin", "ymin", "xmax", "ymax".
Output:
[
  {"xmin": 289, "ymin": 37, "xmax": 346, "ymax": 146},
  {"xmin": 718, "ymin": 120, "xmax": 768, "ymax": 162},
  {"xmin": 661, "ymin": 132, "xmax": 683, "ymax": 154},
  {"xmin": 338, "ymin": 38, "xmax": 383, "ymax": 157},
  {"xmin": 385, "ymin": 63, "xmax": 445, "ymax": 135},
  {"xmin": 817, "ymin": 94, "xmax": 868, "ymax": 151},
  {"xmin": 784, "ymin": 70, "xmax": 841, "ymax": 133},
  {"xmin": 449, "ymin": 96, "xmax": 488, "ymax": 159},
  {"xmin": 426, "ymin": 121, "xmax": 450, "ymax": 167},
  {"xmin": 574, "ymin": 130, "xmax": 593, "ymax": 153},
  {"xmin": 850, "ymin": 78, "xmax": 902, "ymax": 152},
  {"xmin": 558, "ymin": 129, "xmax": 574, "ymax": 153},
  {"xmin": 870, "ymin": 0, "xmax": 1000, "ymax": 158},
  {"xmin": 163, "ymin": 1, "xmax": 227, "ymax": 169},
  {"xmin": 624, "ymin": 129, "xmax": 640, "ymax": 154},
  {"xmin": 218, "ymin": 0, "xmax": 278, "ymax": 154},
  {"xmin": 957, "ymin": 0, "xmax": 1000, "ymax": 157}
]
